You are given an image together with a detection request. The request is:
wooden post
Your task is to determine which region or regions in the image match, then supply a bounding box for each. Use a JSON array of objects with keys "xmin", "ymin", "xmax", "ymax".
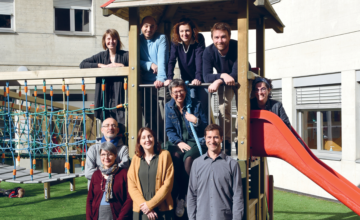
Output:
[
  {"xmin": 256, "ymin": 16, "xmax": 265, "ymax": 78},
  {"xmin": 260, "ymin": 157, "xmax": 267, "ymax": 219},
  {"xmin": 128, "ymin": 7, "xmax": 140, "ymax": 158},
  {"xmin": 237, "ymin": 0, "xmax": 250, "ymax": 219},
  {"xmin": 269, "ymin": 175, "xmax": 274, "ymax": 220},
  {"xmin": 69, "ymin": 157, "xmax": 75, "ymax": 191},
  {"xmin": 43, "ymin": 158, "xmax": 50, "ymax": 199}
]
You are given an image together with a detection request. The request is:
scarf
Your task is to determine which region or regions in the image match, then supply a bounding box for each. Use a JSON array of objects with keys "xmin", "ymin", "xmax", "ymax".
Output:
[
  {"xmin": 101, "ymin": 136, "xmax": 119, "ymax": 147},
  {"xmin": 99, "ymin": 163, "xmax": 119, "ymax": 202}
]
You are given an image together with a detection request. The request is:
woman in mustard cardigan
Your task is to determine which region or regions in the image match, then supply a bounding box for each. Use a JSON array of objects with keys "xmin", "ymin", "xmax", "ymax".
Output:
[{"xmin": 128, "ymin": 127, "xmax": 175, "ymax": 220}]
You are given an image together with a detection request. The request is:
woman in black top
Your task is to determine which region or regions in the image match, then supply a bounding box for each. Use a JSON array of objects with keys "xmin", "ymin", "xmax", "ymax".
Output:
[
  {"xmin": 251, "ymin": 77, "xmax": 305, "ymax": 146},
  {"xmin": 80, "ymin": 29, "xmax": 128, "ymax": 134},
  {"xmin": 251, "ymin": 77, "xmax": 291, "ymax": 129},
  {"xmin": 165, "ymin": 18, "xmax": 207, "ymax": 115}
]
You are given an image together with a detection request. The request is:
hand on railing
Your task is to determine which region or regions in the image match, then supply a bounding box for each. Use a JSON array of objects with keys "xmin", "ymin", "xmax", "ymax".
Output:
[
  {"xmin": 153, "ymin": 80, "xmax": 164, "ymax": 89},
  {"xmin": 191, "ymin": 79, "xmax": 201, "ymax": 85},
  {"xmin": 164, "ymin": 79, "xmax": 172, "ymax": 87},
  {"xmin": 220, "ymin": 73, "xmax": 235, "ymax": 86},
  {"xmin": 208, "ymin": 79, "xmax": 223, "ymax": 93}
]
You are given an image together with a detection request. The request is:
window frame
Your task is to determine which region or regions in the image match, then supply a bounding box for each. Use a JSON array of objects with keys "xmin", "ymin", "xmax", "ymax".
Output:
[
  {"xmin": 297, "ymin": 107, "xmax": 342, "ymax": 160},
  {"xmin": 54, "ymin": 6, "xmax": 92, "ymax": 36},
  {"xmin": 0, "ymin": 0, "xmax": 15, "ymax": 33}
]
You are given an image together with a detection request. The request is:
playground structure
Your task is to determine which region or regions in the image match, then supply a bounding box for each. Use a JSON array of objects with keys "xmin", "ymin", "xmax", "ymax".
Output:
[
  {"xmin": 1, "ymin": 0, "xmax": 359, "ymax": 219},
  {"xmin": 0, "ymin": 0, "xmax": 283, "ymax": 219}
]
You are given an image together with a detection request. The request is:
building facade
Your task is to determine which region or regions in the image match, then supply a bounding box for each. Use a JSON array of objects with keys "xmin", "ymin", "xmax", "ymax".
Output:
[{"xmin": 251, "ymin": 0, "xmax": 360, "ymax": 200}]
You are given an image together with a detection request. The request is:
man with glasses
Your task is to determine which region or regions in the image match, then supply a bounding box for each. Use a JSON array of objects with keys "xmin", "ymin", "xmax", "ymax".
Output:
[{"xmin": 85, "ymin": 118, "xmax": 130, "ymax": 189}]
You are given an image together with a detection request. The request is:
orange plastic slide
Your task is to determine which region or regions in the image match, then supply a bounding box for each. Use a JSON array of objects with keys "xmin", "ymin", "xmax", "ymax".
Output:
[{"xmin": 250, "ymin": 110, "xmax": 360, "ymax": 215}]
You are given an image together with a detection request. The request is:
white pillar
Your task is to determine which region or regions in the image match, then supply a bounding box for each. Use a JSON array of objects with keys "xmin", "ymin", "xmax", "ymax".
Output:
[
  {"xmin": 282, "ymin": 77, "xmax": 295, "ymax": 126},
  {"xmin": 341, "ymin": 70, "xmax": 358, "ymax": 161}
]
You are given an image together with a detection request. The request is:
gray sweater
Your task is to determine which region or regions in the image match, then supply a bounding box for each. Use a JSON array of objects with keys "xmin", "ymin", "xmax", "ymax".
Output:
[{"xmin": 85, "ymin": 138, "xmax": 130, "ymax": 188}]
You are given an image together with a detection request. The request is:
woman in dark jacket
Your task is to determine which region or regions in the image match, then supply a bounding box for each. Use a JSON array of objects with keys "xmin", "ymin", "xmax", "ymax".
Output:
[
  {"xmin": 86, "ymin": 142, "xmax": 132, "ymax": 220},
  {"xmin": 80, "ymin": 29, "xmax": 128, "ymax": 134},
  {"xmin": 165, "ymin": 18, "xmax": 207, "ymax": 115},
  {"xmin": 251, "ymin": 77, "xmax": 305, "ymax": 146},
  {"xmin": 251, "ymin": 77, "xmax": 291, "ymax": 129},
  {"xmin": 164, "ymin": 79, "xmax": 207, "ymax": 218}
]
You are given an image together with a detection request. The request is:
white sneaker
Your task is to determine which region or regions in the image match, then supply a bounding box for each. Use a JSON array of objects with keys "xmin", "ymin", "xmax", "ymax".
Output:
[{"xmin": 175, "ymin": 197, "xmax": 185, "ymax": 217}]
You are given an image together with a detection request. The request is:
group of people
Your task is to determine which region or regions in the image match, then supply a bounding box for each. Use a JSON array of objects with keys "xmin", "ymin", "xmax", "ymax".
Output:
[
  {"xmin": 83, "ymin": 16, "xmax": 293, "ymax": 220},
  {"xmin": 85, "ymin": 121, "xmax": 243, "ymax": 220}
]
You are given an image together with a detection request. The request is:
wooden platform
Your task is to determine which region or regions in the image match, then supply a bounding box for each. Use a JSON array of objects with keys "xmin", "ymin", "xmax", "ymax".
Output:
[{"xmin": 0, "ymin": 164, "xmax": 85, "ymax": 183}]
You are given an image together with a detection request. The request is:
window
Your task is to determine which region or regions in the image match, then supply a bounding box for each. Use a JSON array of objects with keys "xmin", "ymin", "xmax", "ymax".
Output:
[
  {"xmin": 0, "ymin": 0, "xmax": 14, "ymax": 32},
  {"xmin": 54, "ymin": 0, "xmax": 92, "ymax": 35},
  {"xmin": 301, "ymin": 110, "xmax": 342, "ymax": 152},
  {"xmin": 296, "ymin": 85, "xmax": 342, "ymax": 156},
  {"xmin": 271, "ymin": 89, "xmax": 282, "ymax": 102}
]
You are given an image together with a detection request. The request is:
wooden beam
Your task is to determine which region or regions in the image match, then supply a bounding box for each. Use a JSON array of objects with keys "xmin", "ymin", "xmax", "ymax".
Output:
[
  {"xmin": 43, "ymin": 158, "xmax": 50, "ymax": 199},
  {"xmin": 0, "ymin": 67, "xmax": 128, "ymax": 81},
  {"xmin": 256, "ymin": 16, "xmax": 265, "ymax": 77},
  {"xmin": 128, "ymin": 7, "xmax": 141, "ymax": 158},
  {"xmin": 237, "ymin": 0, "xmax": 250, "ymax": 161},
  {"xmin": 7, "ymin": 90, "xmax": 83, "ymax": 113},
  {"xmin": 237, "ymin": 1, "xmax": 250, "ymax": 220},
  {"xmin": 0, "ymin": 102, "xmax": 36, "ymax": 113}
]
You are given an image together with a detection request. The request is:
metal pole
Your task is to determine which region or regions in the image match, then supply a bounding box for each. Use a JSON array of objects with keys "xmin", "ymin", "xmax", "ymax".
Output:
[{"xmin": 163, "ymin": 87, "xmax": 166, "ymax": 143}]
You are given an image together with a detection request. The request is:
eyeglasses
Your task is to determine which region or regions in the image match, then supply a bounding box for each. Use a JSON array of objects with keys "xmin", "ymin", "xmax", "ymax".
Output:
[
  {"xmin": 100, "ymin": 153, "xmax": 115, "ymax": 158},
  {"xmin": 172, "ymin": 90, "xmax": 185, "ymax": 95},
  {"xmin": 254, "ymin": 87, "xmax": 267, "ymax": 93},
  {"xmin": 102, "ymin": 124, "xmax": 117, "ymax": 128}
]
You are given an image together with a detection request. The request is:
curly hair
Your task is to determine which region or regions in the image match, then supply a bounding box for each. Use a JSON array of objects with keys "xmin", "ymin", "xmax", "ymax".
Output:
[
  {"xmin": 172, "ymin": 18, "xmax": 200, "ymax": 45},
  {"xmin": 135, "ymin": 127, "xmax": 161, "ymax": 158},
  {"xmin": 101, "ymin": 29, "xmax": 124, "ymax": 51}
]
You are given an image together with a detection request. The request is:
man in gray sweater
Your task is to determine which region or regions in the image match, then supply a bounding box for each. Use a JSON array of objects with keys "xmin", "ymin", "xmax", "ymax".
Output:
[{"xmin": 85, "ymin": 117, "xmax": 130, "ymax": 189}]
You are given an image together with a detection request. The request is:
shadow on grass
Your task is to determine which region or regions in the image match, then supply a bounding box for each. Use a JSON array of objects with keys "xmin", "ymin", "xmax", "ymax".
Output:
[
  {"xmin": 45, "ymin": 214, "xmax": 86, "ymax": 220},
  {"xmin": 0, "ymin": 188, "xmax": 88, "ymax": 209},
  {"xmin": 276, "ymin": 211, "xmax": 359, "ymax": 220}
]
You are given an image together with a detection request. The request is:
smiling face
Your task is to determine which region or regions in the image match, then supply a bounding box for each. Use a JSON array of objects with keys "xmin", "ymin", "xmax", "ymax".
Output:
[
  {"xmin": 170, "ymin": 86, "xmax": 187, "ymax": 105},
  {"xmin": 179, "ymin": 24, "xmax": 192, "ymax": 44},
  {"xmin": 205, "ymin": 129, "xmax": 223, "ymax": 154},
  {"xmin": 101, "ymin": 118, "xmax": 119, "ymax": 140},
  {"xmin": 140, "ymin": 129, "xmax": 155, "ymax": 152},
  {"xmin": 254, "ymin": 82, "xmax": 270, "ymax": 105},
  {"xmin": 212, "ymin": 29, "xmax": 230, "ymax": 52},
  {"xmin": 100, "ymin": 149, "xmax": 116, "ymax": 169},
  {"xmin": 141, "ymin": 17, "xmax": 157, "ymax": 40},
  {"xmin": 105, "ymin": 34, "xmax": 117, "ymax": 50}
]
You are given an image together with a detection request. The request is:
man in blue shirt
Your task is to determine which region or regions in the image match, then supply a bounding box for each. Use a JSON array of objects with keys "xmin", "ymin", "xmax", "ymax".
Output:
[
  {"xmin": 202, "ymin": 22, "xmax": 251, "ymax": 155},
  {"xmin": 140, "ymin": 16, "xmax": 169, "ymax": 142}
]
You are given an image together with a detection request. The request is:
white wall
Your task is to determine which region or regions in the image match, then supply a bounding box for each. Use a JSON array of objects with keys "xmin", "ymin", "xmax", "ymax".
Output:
[{"xmin": 0, "ymin": 0, "xmax": 128, "ymax": 72}]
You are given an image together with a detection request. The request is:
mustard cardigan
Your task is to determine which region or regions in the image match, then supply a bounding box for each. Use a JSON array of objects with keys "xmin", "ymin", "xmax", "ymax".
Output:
[{"xmin": 127, "ymin": 150, "xmax": 174, "ymax": 212}]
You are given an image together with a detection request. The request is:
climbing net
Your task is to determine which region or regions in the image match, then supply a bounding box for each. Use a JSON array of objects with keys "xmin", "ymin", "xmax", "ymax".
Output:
[{"xmin": 0, "ymin": 77, "xmax": 128, "ymax": 181}]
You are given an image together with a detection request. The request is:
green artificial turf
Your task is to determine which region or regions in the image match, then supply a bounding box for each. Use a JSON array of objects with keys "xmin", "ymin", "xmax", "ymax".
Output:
[
  {"xmin": 0, "ymin": 177, "xmax": 359, "ymax": 220},
  {"xmin": 0, "ymin": 177, "xmax": 88, "ymax": 220},
  {"xmin": 274, "ymin": 190, "xmax": 360, "ymax": 220}
]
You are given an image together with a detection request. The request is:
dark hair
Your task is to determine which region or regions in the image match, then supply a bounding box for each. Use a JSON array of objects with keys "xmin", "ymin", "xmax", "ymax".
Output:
[
  {"xmin": 204, "ymin": 124, "xmax": 223, "ymax": 138},
  {"xmin": 172, "ymin": 18, "xmax": 200, "ymax": 45},
  {"xmin": 135, "ymin": 127, "xmax": 161, "ymax": 158},
  {"xmin": 102, "ymin": 29, "xmax": 124, "ymax": 51},
  {"xmin": 141, "ymin": 16, "xmax": 157, "ymax": 26},
  {"xmin": 99, "ymin": 142, "xmax": 118, "ymax": 157},
  {"xmin": 211, "ymin": 22, "xmax": 231, "ymax": 38},
  {"xmin": 169, "ymin": 79, "xmax": 186, "ymax": 94},
  {"xmin": 252, "ymin": 77, "xmax": 273, "ymax": 98}
]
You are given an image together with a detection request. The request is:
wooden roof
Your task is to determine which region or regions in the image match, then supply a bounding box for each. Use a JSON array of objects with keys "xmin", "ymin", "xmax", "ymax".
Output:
[{"xmin": 101, "ymin": 0, "xmax": 284, "ymax": 33}]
